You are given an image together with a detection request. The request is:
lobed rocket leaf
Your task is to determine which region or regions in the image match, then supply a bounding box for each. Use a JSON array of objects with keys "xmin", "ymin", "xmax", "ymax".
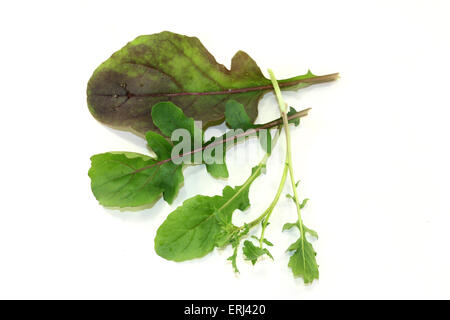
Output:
[
  {"xmin": 87, "ymin": 31, "xmax": 335, "ymax": 137},
  {"xmin": 287, "ymin": 236, "xmax": 319, "ymax": 284},
  {"xmin": 242, "ymin": 240, "xmax": 273, "ymax": 265}
]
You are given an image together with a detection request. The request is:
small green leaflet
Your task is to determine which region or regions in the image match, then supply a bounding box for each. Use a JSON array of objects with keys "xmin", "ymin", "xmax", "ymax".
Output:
[
  {"xmin": 282, "ymin": 184, "xmax": 318, "ymax": 282},
  {"xmin": 282, "ymin": 196, "xmax": 318, "ymax": 283},
  {"xmin": 154, "ymin": 165, "xmax": 265, "ymax": 261},
  {"xmin": 287, "ymin": 236, "xmax": 319, "ymax": 284},
  {"xmin": 242, "ymin": 240, "xmax": 273, "ymax": 265},
  {"xmin": 251, "ymin": 235, "xmax": 273, "ymax": 247},
  {"xmin": 282, "ymin": 221, "xmax": 318, "ymax": 239}
]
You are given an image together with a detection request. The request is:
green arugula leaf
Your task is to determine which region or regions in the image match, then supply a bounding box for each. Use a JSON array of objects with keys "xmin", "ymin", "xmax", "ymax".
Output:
[
  {"xmin": 152, "ymin": 101, "xmax": 204, "ymax": 165},
  {"xmin": 242, "ymin": 240, "xmax": 273, "ymax": 265},
  {"xmin": 88, "ymin": 151, "xmax": 182, "ymax": 207},
  {"xmin": 154, "ymin": 165, "xmax": 264, "ymax": 261},
  {"xmin": 145, "ymin": 131, "xmax": 172, "ymax": 159},
  {"xmin": 87, "ymin": 31, "xmax": 337, "ymax": 136},
  {"xmin": 151, "ymin": 101, "xmax": 202, "ymax": 141},
  {"xmin": 287, "ymin": 237, "xmax": 319, "ymax": 284},
  {"xmin": 225, "ymin": 100, "xmax": 255, "ymax": 131},
  {"xmin": 154, "ymin": 195, "xmax": 223, "ymax": 261}
]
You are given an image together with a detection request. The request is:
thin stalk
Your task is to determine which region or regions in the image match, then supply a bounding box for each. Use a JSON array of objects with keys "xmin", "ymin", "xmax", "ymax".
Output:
[
  {"xmin": 258, "ymin": 163, "xmax": 288, "ymax": 248},
  {"xmin": 268, "ymin": 69, "xmax": 307, "ymax": 266},
  {"xmin": 118, "ymin": 73, "xmax": 339, "ymax": 99}
]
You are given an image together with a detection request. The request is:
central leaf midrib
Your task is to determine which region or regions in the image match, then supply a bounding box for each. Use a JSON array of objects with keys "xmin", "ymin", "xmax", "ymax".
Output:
[{"xmin": 93, "ymin": 76, "xmax": 331, "ymax": 99}]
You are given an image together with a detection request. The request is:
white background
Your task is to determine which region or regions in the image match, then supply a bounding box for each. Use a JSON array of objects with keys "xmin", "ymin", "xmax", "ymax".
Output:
[{"xmin": 1, "ymin": 0, "xmax": 449, "ymax": 299}]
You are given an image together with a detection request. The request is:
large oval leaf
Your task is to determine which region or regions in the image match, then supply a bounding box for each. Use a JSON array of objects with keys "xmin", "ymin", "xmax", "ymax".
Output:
[{"xmin": 87, "ymin": 31, "xmax": 337, "ymax": 136}]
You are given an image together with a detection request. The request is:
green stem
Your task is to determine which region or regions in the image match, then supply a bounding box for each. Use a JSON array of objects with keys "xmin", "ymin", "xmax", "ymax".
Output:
[
  {"xmin": 268, "ymin": 69, "xmax": 307, "ymax": 262},
  {"xmin": 244, "ymin": 133, "xmax": 287, "ymax": 230},
  {"xmin": 258, "ymin": 163, "xmax": 289, "ymax": 248}
]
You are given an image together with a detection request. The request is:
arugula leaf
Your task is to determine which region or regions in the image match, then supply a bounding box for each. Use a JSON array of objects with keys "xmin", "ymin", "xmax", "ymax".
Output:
[
  {"xmin": 145, "ymin": 131, "xmax": 172, "ymax": 159},
  {"xmin": 154, "ymin": 165, "xmax": 264, "ymax": 261},
  {"xmin": 225, "ymin": 100, "xmax": 255, "ymax": 131},
  {"xmin": 242, "ymin": 240, "xmax": 273, "ymax": 265},
  {"xmin": 154, "ymin": 195, "xmax": 222, "ymax": 261},
  {"xmin": 87, "ymin": 31, "xmax": 337, "ymax": 136},
  {"xmin": 151, "ymin": 101, "xmax": 202, "ymax": 141},
  {"xmin": 88, "ymin": 150, "xmax": 182, "ymax": 207},
  {"xmin": 287, "ymin": 237, "xmax": 319, "ymax": 284}
]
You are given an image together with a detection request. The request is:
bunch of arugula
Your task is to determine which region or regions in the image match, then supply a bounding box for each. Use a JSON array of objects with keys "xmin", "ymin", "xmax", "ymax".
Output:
[{"xmin": 87, "ymin": 31, "xmax": 337, "ymax": 284}]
